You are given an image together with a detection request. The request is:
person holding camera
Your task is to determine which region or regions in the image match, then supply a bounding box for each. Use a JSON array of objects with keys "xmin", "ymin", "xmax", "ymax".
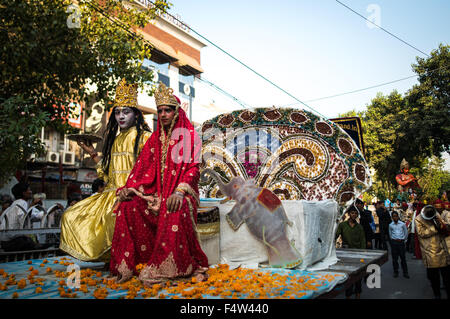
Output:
[{"xmin": 415, "ymin": 205, "xmax": 450, "ymax": 299}]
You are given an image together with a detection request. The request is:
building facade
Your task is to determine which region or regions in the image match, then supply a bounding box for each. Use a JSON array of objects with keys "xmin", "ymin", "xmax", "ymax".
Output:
[{"xmin": 26, "ymin": 2, "xmax": 207, "ymax": 200}]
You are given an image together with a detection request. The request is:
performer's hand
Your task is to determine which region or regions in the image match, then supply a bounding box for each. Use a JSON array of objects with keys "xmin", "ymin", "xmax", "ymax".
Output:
[
  {"xmin": 118, "ymin": 188, "xmax": 133, "ymax": 202},
  {"xmin": 167, "ymin": 192, "xmax": 183, "ymax": 213},
  {"xmin": 77, "ymin": 140, "xmax": 95, "ymax": 155}
]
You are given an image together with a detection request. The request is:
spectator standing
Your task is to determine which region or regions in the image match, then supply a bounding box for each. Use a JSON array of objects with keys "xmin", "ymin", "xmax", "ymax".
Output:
[
  {"xmin": 415, "ymin": 205, "xmax": 450, "ymax": 299},
  {"xmin": 441, "ymin": 200, "xmax": 450, "ymax": 250},
  {"xmin": 376, "ymin": 201, "xmax": 392, "ymax": 250},
  {"xmin": 2, "ymin": 182, "xmax": 32, "ymax": 230},
  {"xmin": 405, "ymin": 202, "xmax": 416, "ymax": 253},
  {"xmin": 412, "ymin": 202, "xmax": 424, "ymax": 259},
  {"xmin": 389, "ymin": 211, "xmax": 409, "ymax": 278},
  {"xmin": 0, "ymin": 182, "xmax": 42, "ymax": 251},
  {"xmin": 0, "ymin": 196, "xmax": 11, "ymax": 230},
  {"xmin": 355, "ymin": 199, "xmax": 375, "ymax": 249},
  {"xmin": 335, "ymin": 205, "xmax": 366, "ymax": 299},
  {"xmin": 28, "ymin": 193, "xmax": 47, "ymax": 243},
  {"xmin": 66, "ymin": 192, "xmax": 82, "ymax": 209},
  {"xmin": 91, "ymin": 178, "xmax": 105, "ymax": 196},
  {"xmin": 393, "ymin": 198, "xmax": 402, "ymax": 217},
  {"xmin": 372, "ymin": 202, "xmax": 381, "ymax": 249},
  {"xmin": 30, "ymin": 193, "xmax": 46, "ymax": 228},
  {"xmin": 0, "ymin": 194, "xmax": 13, "ymax": 217}
]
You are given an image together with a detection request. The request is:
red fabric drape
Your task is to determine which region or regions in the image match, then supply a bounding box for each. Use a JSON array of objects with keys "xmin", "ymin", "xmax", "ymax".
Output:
[{"xmin": 109, "ymin": 107, "xmax": 208, "ymax": 283}]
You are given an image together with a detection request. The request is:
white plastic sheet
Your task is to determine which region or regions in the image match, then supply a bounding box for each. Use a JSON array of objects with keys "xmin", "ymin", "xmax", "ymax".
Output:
[{"xmin": 200, "ymin": 199, "xmax": 339, "ymax": 270}]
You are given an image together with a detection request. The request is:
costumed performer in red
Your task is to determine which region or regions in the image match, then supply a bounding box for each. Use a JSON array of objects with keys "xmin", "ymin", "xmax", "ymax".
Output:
[
  {"xmin": 109, "ymin": 82, "xmax": 208, "ymax": 285},
  {"xmin": 395, "ymin": 158, "xmax": 419, "ymax": 201}
]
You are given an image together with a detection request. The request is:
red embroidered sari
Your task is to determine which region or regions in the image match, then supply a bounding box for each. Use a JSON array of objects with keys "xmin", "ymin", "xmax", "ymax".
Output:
[{"xmin": 109, "ymin": 107, "xmax": 208, "ymax": 283}]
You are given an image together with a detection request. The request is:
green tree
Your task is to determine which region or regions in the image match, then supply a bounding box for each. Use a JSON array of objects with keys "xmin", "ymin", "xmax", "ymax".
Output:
[
  {"xmin": 356, "ymin": 91, "xmax": 415, "ymax": 196},
  {"xmin": 405, "ymin": 44, "xmax": 450, "ymax": 157},
  {"xmin": 340, "ymin": 44, "xmax": 450, "ymax": 200},
  {"xmin": 0, "ymin": 0, "xmax": 170, "ymax": 186},
  {"xmin": 0, "ymin": 96, "xmax": 50, "ymax": 184},
  {"xmin": 416, "ymin": 156, "xmax": 449, "ymax": 202}
]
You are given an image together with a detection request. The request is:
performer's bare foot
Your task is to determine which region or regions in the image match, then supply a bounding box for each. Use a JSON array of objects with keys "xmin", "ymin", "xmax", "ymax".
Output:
[
  {"xmin": 104, "ymin": 274, "xmax": 117, "ymax": 280},
  {"xmin": 142, "ymin": 278, "xmax": 165, "ymax": 288},
  {"xmin": 116, "ymin": 273, "xmax": 133, "ymax": 284},
  {"xmin": 194, "ymin": 272, "xmax": 209, "ymax": 282}
]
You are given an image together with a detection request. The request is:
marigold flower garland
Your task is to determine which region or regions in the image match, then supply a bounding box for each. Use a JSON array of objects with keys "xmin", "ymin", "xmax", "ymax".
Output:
[{"xmin": 0, "ymin": 260, "xmax": 342, "ymax": 299}]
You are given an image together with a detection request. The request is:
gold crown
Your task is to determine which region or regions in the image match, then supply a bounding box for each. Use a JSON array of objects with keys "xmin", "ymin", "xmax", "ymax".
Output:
[
  {"xmin": 114, "ymin": 78, "xmax": 138, "ymax": 107},
  {"xmin": 400, "ymin": 158, "xmax": 409, "ymax": 170},
  {"xmin": 154, "ymin": 82, "xmax": 179, "ymax": 107}
]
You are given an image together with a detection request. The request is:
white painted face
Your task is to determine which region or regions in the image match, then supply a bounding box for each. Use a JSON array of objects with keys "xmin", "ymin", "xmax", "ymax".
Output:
[{"xmin": 114, "ymin": 107, "xmax": 136, "ymax": 130}]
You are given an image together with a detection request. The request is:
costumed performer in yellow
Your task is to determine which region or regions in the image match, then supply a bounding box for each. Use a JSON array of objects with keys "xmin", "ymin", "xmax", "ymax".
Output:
[{"xmin": 60, "ymin": 79, "xmax": 152, "ymax": 262}]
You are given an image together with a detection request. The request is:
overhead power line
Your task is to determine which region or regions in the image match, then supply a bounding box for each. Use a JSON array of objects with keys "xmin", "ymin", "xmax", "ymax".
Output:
[
  {"xmin": 84, "ymin": 1, "xmax": 252, "ymax": 113},
  {"xmin": 147, "ymin": 1, "xmax": 328, "ymax": 119},
  {"xmin": 276, "ymin": 64, "xmax": 449, "ymax": 107},
  {"xmin": 88, "ymin": 1, "xmax": 439, "ymax": 117},
  {"xmin": 197, "ymin": 77, "xmax": 252, "ymax": 109},
  {"xmin": 305, "ymin": 75, "xmax": 417, "ymax": 103},
  {"xmin": 335, "ymin": 0, "xmax": 430, "ymax": 57}
]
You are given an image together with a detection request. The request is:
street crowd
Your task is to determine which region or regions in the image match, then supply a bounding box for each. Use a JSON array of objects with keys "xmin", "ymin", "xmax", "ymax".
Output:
[{"xmin": 337, "ymin": 194, "xmax": 450, "ymax": 299}]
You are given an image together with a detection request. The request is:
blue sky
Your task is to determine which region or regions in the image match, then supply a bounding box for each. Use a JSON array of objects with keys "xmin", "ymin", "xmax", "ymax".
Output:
[{"xmin": 167, "ymin": 0, "xmax": 449, "ymax": 119}]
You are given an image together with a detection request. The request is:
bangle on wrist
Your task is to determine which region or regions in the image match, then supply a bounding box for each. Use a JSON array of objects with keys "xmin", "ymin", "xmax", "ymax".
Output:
[
  {"xmin": 174, "ymin": 191, "xmax": 184, "ymax": 197},
  {"xmin": 175, "ymin": 187, "xmax": 185, "ymax": 194}
]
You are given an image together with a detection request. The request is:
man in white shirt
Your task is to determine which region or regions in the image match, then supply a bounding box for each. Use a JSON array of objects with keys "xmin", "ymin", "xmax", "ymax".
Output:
[
  {"xmin": 0, "ymin": 183, "xmax": 32, "ymax": 231},
  {"xmin": 0, "ymin": 182, "xmax": 40, "ymax": 251},
  {"xmin": 30, "ymin": 193, "xmax": 46, "ymax": 228},
  {"xmin": 389, "ymin": 211, "xmax": 409, "ymax": 278}
]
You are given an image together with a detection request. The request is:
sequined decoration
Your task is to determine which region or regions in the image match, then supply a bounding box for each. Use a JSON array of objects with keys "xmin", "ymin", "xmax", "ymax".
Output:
[{"xmin": 199, "ymin": 107, "xmax": 371, "ymax": 206}]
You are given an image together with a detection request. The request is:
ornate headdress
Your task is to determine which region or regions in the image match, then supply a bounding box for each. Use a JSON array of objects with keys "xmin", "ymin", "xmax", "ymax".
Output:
[
  {"xmin": 154, "ymin": 82, "xmax": 180, "ymax": 108},
  {"xmin": 400, "ymin": 158, "xmax": 409, "ymax": 170},
  {"xmin": 114, "ymin": 78, "xmax": 138, "ymax": 108}
]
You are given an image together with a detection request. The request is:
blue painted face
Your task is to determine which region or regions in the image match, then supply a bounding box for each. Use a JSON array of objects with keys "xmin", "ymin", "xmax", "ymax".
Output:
[{"xmin": 114, "ymin": 107, "xmax": 136, "ymax": 130}]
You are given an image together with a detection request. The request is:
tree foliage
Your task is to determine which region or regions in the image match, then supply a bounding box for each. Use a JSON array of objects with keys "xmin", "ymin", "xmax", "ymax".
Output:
[
  {"xmin": 340, "ymin": 44, "xmax": 450, "ymax": 201},
  {"xmin": 0, "ymin": 96, "xmax": 50, "ymax": 184},
  {"xmin": 405, "ymin": 44, "xmax": 450, "ymax": 156},
  {"xmin": 415, "ymin": 156, "xmax": 450, "ymax": 202},
  {"xmin": 0, "ymin": 0, "xmax": 170, "ymax": 185}
]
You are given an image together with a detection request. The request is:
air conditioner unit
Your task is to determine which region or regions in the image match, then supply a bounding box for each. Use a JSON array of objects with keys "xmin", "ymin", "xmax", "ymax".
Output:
[
  {"xmin": 46, "ymin": 151, "xmax": 60, "ymax": 163},
  {"xmin": 61, "ymin": 151, "xmax": 75, "ymax": 165}
]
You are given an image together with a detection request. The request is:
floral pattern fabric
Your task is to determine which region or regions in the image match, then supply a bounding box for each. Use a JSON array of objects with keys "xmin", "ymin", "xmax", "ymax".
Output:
[{"xmin": 109, "ymin": 107, "xmax": 208, "ymax": 282}]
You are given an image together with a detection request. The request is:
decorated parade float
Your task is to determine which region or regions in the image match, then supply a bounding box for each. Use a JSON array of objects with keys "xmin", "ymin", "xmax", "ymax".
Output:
[
  {"xmin": 196, "ymin": 107, "xmax": 372, "ymax": 271},
  {"xmin": 0, "ymin": 107, "xmax": 382, "ymax": 299}
]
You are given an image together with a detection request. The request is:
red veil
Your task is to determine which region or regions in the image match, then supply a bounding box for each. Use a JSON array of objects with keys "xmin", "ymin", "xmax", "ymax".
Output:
[{"xmin": 109, "ymin": 107, "xmax": 208, "ymax": 283}]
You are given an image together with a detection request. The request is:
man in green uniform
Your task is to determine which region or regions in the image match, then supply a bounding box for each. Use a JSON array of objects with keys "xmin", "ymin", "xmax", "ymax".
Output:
[{"xmin": 336, "ymin": 205, "xmax": 366, "ymax": 298}]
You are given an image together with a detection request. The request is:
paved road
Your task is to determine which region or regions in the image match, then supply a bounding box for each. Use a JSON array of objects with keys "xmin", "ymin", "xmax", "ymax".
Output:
[{"xmin": 336, "ymin": 249, "xmax": 447, "ymax": 299}]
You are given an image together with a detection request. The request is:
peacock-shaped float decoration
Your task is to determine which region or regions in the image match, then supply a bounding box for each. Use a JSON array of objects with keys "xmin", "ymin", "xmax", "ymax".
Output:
[{"xmin": 199, "ymin": 107, "xmax": 371, "ymax": 206}]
